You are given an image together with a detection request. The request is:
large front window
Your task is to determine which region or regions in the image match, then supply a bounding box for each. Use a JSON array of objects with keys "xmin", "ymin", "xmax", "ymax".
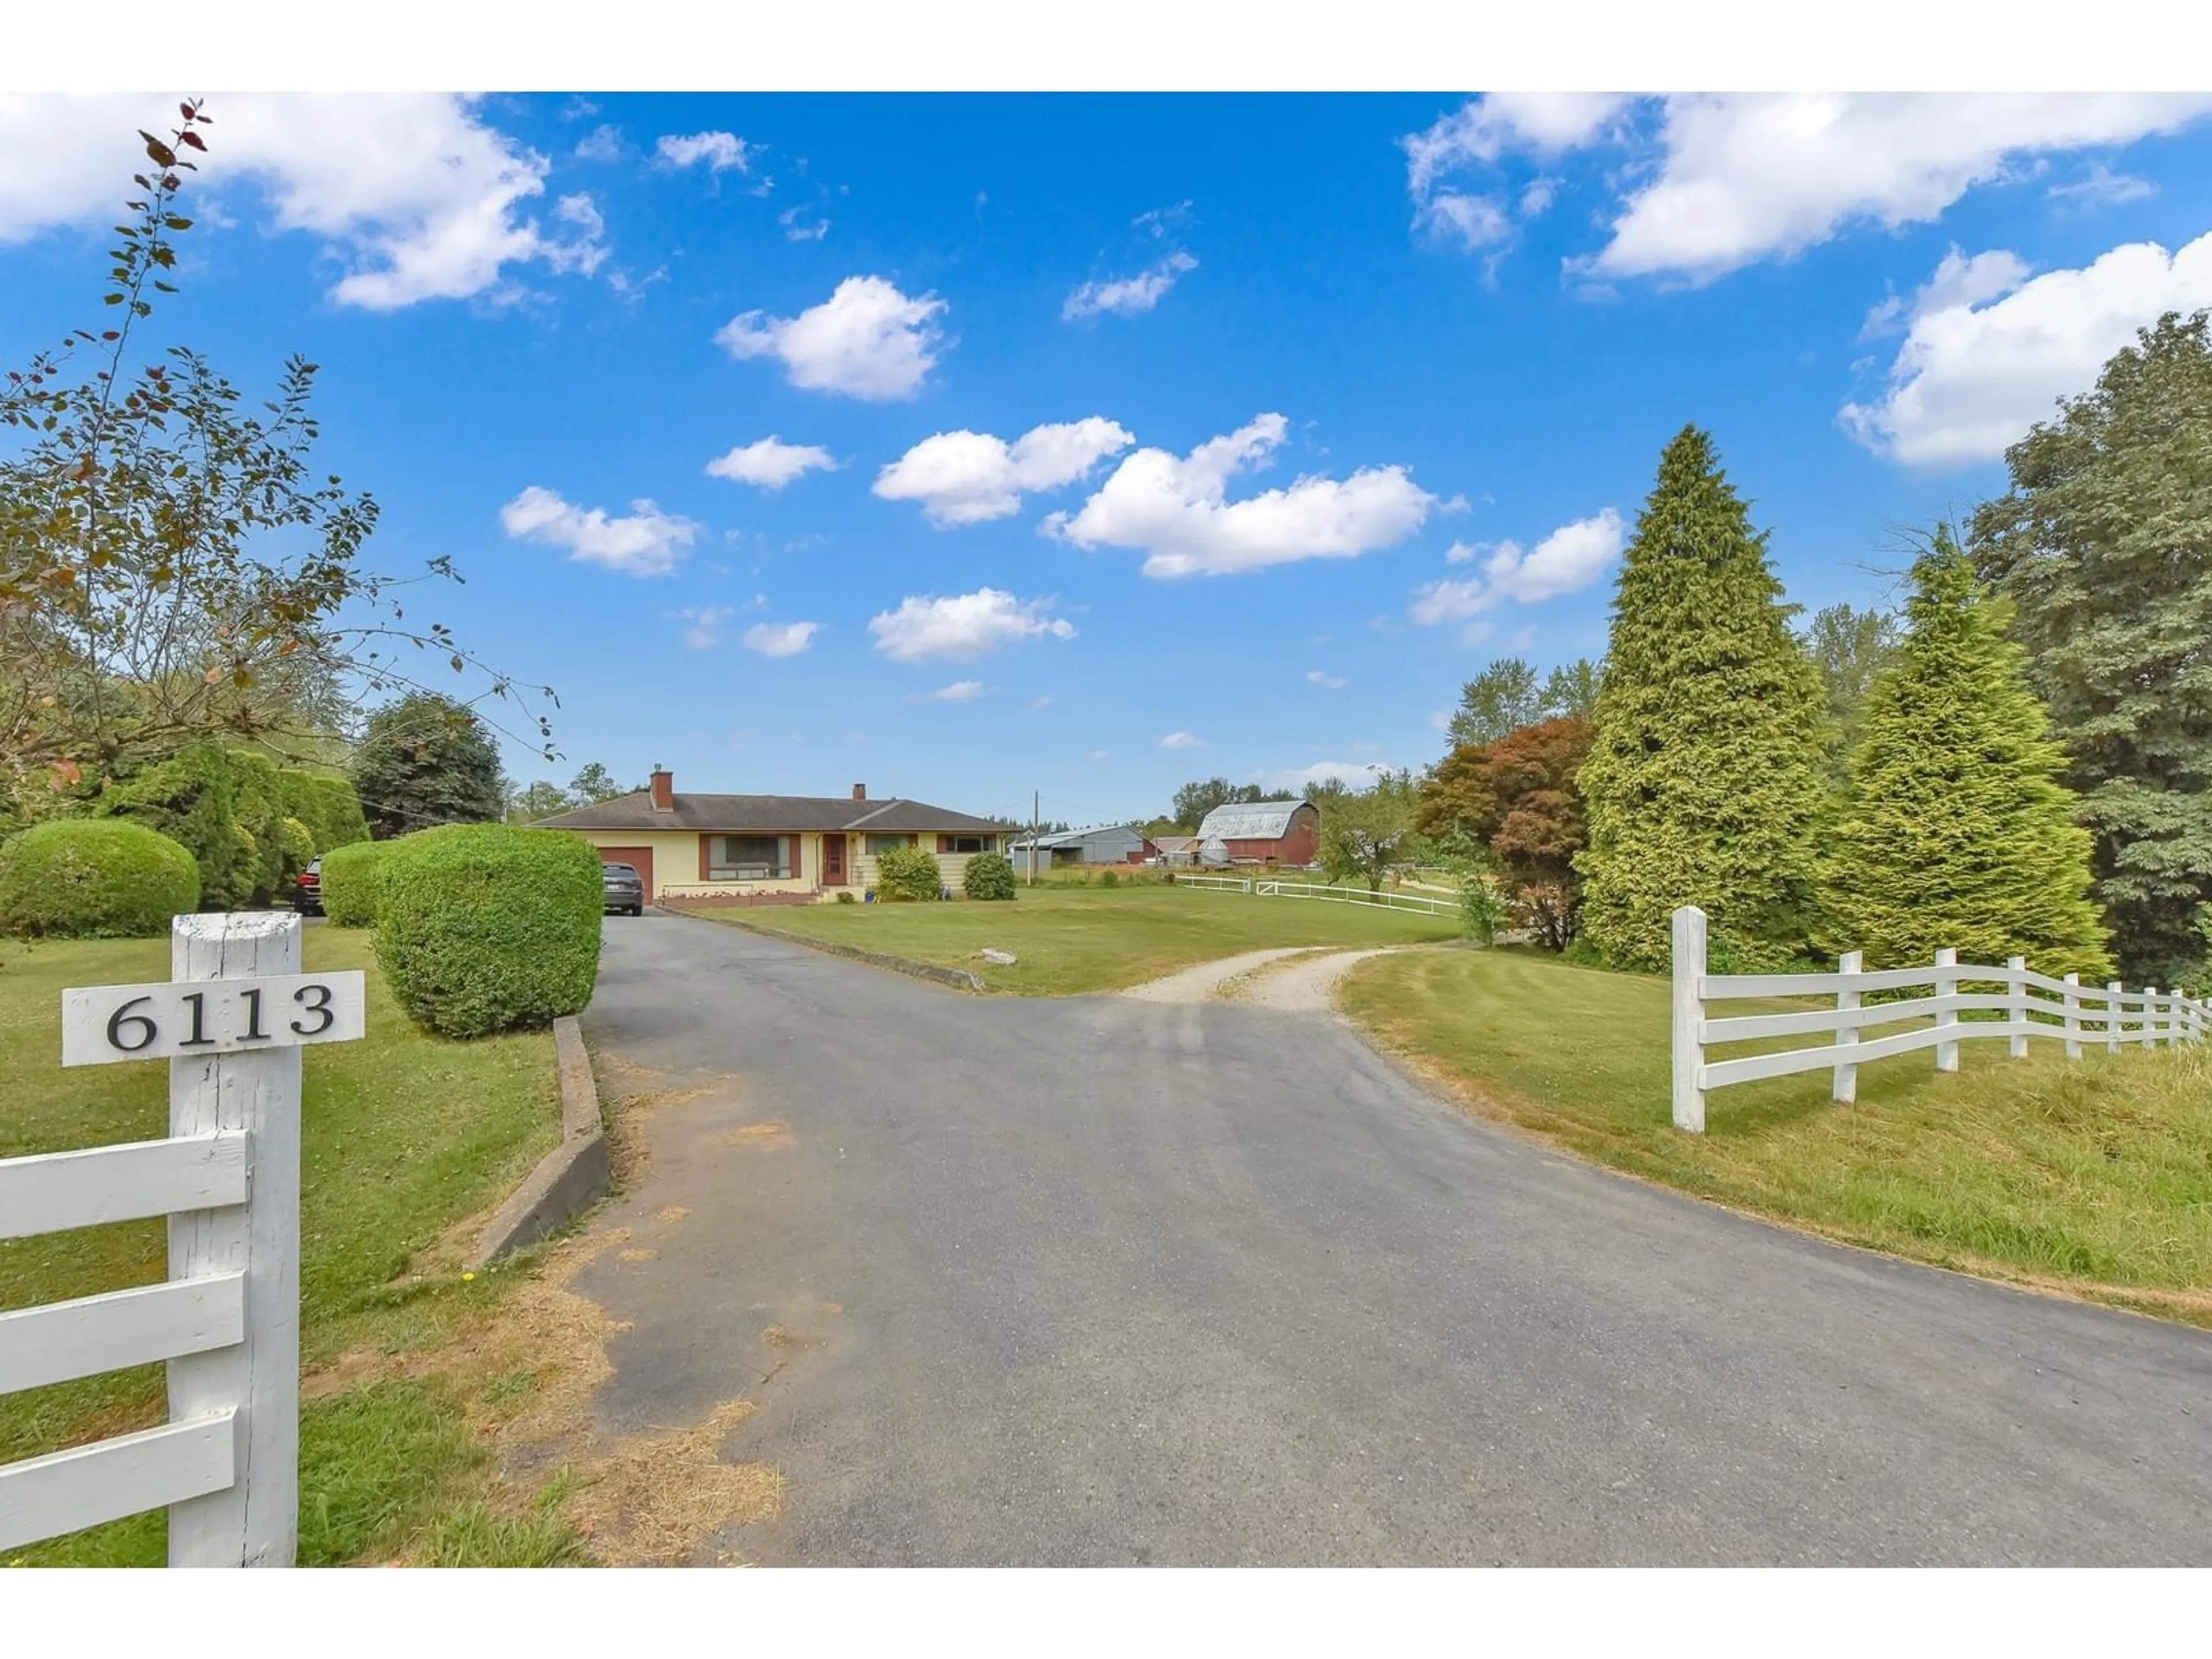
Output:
[{"xmin": 707, "ymin": 834, "xmax": 794, "ymax": 880}]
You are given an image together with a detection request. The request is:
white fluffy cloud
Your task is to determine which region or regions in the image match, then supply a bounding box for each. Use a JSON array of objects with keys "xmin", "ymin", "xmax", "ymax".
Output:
[
  {"xmin": 678, "ymin": 606, "xmax": 732, "ymax": 650},
  {"xmin": 1158, "ymin": 732, "xmax": 1204, "ymax": 750},
  {"xmin": 1305, "ymin": 670, "xmax": 1349, "ymax": 690},
  {"xmin": 706, "ymin": 437, "xmax": 838, "ymax": 490},
  {"xmin": 656, "ymin": 131, "xmax": 751, "ymax": 173},
  {"xmin": 1842, "ymin": 232, "xmax": 2212, "ymax": 467},
  {"xmin": 868, "ymin": 589, "xmax": 1077, "ymax": 663},
  {"xmin": 0, "ymin": 94, "xmax": 610, "ymax": 309},
  {"xmin": 499, "ymin": 486, "xmax": 698, "ymax": 577},
  {"xmin": 741, "ymin": 620, "xmax": 821, "ymax": 658},
  {"xmin": 1046, "ymin": 414, "xmax": 1434, "ymax": 579},
  {"xmin": 1591, "ymin": 95, "xmax": 2212, "ymax": 283},
  {"xmin": 1402, "ymin": 93, "xmax": 1629, "ymax": 249},
  {"xmin": 574, "ymin": 124, "xmax": 623, "ymax": 162},
  {"xmin": 873, "ymin": 418, "xmax": 1134, "ymax": 526},
  {"xmin": 717, "ymin": 276, "xmax": 947, "ymax": 401},
  {"xmin": 1410, "ymin": 509, "xmax": 1624, "ymax": 626},
  {"xmin": 925, "ymin": 680, "xmax": 986, "ymax": 702},
  {"xmin": 1399, "ymin": 93, "xmax": 2212, "ymax": 284},
  {"xmin": 1063, "ymin": 251, "xmax": 1199, "ymax": 319}
]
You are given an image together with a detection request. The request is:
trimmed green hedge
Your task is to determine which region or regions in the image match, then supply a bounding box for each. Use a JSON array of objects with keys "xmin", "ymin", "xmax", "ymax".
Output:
[
  {"xmin": 319, "ymin": 839, "xmax": 396, "ymax": 928},
  {"xmin": 0, "ymin": 819, "xmax": 200, "ymax": 938},
  {"xmin": 373, "ymin": 825, "xmax": 602, "ymax": 1038},
  {"xmin": 873, "ymin": 843, "xmax": 944, "ymax": 902},
  {"xmin": 962, "ymin": 851, "xmax": 1017, "ymax": 901}
]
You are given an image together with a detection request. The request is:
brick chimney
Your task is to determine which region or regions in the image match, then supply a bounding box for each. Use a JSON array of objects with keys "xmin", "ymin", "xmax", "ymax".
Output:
[
  {"xmin": 852, "ymin": 783, "xmax": 866, "ymax": 801},
  {"xmin": 650, "ymin": 766, "xmax": 674, "ymax": 812}
]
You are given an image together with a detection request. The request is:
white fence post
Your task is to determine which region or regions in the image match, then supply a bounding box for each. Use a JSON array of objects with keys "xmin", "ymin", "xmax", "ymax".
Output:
[
  {"xmin": 2006, "ymin": 955, "xmax": 2029, "ymax": 1060},
  {"xmin": 1671, "ymin": 906, "xmax": 1706, "ymax": 1134},
  {"xmin": 2062, "ymin": 972, "xmax": 2082, "ymax": 1060},
  {"xmin": 1933, "ymin": 946, "xmax": 1959, "ymax": 1073},
  {"xmin": 2142, "ymin": 989, "xmax": 2160, "ymax": 1050},
  {"xmin": 1832, "ymin": 949, "xmax": 1861, "ymax": 1104},
  {"xmin": 2106, "ymin": 980, "xmax": 2123, "ymax": 1054},
  {"xmin": 166, "ymin": 913, "xmax": 301, "ymax": 1569}
]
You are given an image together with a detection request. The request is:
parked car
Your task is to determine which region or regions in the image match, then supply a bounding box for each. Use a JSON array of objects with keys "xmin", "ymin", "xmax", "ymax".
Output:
[
  {"xmin": 293, "ymin": 856, "xmax": 323, "ymax": 916},
  {"xmin": 601, "ymin": 862, "xmax": 645, "ymax": 917}
]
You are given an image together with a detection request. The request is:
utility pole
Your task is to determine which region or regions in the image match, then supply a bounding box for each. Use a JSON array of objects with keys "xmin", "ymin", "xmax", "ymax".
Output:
[{"xmin": 1029, "ymin": 789, "xmax": 1039, "ymax": 887}]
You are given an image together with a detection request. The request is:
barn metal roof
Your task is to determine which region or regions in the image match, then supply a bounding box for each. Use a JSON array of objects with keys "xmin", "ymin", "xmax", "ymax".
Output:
[{"xmin": 1194, "ymin": 800, "xmax": 1310, "ymax": 840}]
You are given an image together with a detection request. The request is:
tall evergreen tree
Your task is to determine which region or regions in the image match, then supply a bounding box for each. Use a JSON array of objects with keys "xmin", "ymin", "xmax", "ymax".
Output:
[
  {"xmin": 1818, "ymin": 531, "xmax": 2111, "ymax": 978},
  {"xmin": 1970, "ymin": 309, "xmax": 2212, "ymax": 984},
  {"xmin": 1575, "ymin": 426, "xmax": 1828, "ymax": 971}
]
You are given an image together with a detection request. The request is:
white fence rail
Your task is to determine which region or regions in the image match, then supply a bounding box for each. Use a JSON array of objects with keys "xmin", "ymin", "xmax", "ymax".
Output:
[
  {"xmin": 0, "ymin": 912, "xmax": 331, "ymax": 1565},
  {"xmin": 1669, "ymin": 904, "xmax": 2209, "ymax": 1133},
  {"xmin": 1177, "ymin": 874, "xmax": 1459, "ymax": 918}
]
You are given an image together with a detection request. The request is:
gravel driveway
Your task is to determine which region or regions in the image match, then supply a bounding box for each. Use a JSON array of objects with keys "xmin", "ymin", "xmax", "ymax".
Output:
[{"xmin": 571, "ymin": 914, "xmax": 2212, "ymax": 1566}]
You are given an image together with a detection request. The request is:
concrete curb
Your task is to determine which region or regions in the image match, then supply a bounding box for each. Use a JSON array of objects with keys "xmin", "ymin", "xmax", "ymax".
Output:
[
  {"xmin": 467, "ymin": 1015, "xmax": 612, "ymax": 1267},
  {"xmin": 665, "ymin": 906, "xmax": 987, "ymax": 993}
]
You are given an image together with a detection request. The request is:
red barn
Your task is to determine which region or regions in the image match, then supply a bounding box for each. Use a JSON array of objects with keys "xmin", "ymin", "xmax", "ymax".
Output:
[{"xmin": 1194, "ymin": 800, "xmax": 1320, "ymax": 868}]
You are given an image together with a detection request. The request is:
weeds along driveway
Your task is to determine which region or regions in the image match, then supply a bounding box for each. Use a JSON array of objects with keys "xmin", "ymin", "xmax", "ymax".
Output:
[{"xmin": 573, "ymin": 914, "xmax": 2212, "ymax": 1567}]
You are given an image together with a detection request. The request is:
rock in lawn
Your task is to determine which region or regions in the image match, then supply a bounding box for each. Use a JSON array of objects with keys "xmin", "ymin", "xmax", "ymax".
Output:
[{"xmin": 976, "ymin": 948, "xmax": 1018, "ymax": 966}]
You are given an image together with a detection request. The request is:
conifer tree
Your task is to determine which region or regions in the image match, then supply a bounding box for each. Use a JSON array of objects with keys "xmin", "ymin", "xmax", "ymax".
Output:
[
  {"xmin": 1817, "ymin": 529, "xmax": 2111, "ymax": 977},
  {"xmin": 1970, "ymin": 309, "xmax": 2212, "ymax": 984},
  {"xmin": 1575, "ymin": 426, "xmax": 1828, "ymax": 971}
]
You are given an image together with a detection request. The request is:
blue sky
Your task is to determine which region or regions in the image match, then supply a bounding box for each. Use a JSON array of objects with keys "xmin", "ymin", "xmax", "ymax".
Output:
[{"xmin": 5, "ymin": 92, "xmax": 2211, "ymax": 826}]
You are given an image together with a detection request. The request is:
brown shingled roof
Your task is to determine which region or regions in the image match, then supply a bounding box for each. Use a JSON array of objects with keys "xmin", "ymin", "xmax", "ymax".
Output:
[{"xmin": 533, "ymin": 791, "xmax": 1007, "ymax": 835}]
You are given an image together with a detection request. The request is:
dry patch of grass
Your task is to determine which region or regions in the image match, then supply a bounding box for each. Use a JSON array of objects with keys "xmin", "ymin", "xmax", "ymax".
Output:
[{"xmin": 1340, "ymin": 945, "xmax": 2212, "ymax": 1328}]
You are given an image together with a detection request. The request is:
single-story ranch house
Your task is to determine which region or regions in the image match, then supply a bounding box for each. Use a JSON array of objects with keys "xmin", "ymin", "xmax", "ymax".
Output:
[{"xmin": 536, "ymin": 770, "xmax": 1011, "ymax": 906}]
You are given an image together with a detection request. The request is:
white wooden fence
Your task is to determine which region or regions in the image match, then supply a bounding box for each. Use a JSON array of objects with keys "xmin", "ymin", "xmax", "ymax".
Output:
[
  {"xmin": 1177, "ymin": 874, "xmax": 1458, "ymax": 918},
  {"xmin": 1669, "ymin": 904, "xmax": 2209, "ymax": 1133},
  {"xmin": 0, "ymin": 912, "xmax": 357, "ymax": 1564}
]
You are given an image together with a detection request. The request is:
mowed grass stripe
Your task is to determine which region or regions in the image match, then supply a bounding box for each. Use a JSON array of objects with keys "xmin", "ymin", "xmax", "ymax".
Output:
[
  {"xmin": 669, "ymin": 882, "xmax": 1459, "ymax": 997},
  {"xmin": 1338, "ymin": 946, "xmax": 2212, "ymax": 1327}
]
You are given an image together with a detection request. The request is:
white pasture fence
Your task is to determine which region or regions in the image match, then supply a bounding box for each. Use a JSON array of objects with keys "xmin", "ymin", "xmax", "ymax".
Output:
[
  {"xmin": 1669, "ymin": 904, "xmax": 2208, "ymax": 1134},
  {"xmin": 1177, "ymin": 874, "xmax": 1457, "ymax": 918},
  {"xmin": 0, "ymin": 912, "xmax": 363, "ymax": 1564}
]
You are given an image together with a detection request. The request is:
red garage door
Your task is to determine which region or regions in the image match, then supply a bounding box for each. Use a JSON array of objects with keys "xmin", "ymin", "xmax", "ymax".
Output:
[{"xmin": 596, "ymin": 845, "xmax": 654, "ymax": 902}]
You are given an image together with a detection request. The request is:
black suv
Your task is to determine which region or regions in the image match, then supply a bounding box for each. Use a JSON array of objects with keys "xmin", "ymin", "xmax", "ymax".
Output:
[{"xmin": 601, "ymin": 862, "xmax": 645, "ymax": 917}]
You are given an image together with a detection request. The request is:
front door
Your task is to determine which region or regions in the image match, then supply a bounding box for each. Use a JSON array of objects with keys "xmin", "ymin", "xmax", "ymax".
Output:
[{"xmin": 823, "ymin": 833, "xmax": 847, "ymax": 886}]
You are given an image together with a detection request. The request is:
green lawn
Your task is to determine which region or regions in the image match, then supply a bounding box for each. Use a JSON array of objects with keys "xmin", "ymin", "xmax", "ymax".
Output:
[
  {"xmin": 1, "ymin": 927, "xmax": 577, "ymax": 1567},
  {"xmin": 671, "ymin": 882, "xmax": 1460, "ymax": 995},
  {"xmin": 1339, "ymin": 946, "xmax": 2212, "ymax": 1327}
]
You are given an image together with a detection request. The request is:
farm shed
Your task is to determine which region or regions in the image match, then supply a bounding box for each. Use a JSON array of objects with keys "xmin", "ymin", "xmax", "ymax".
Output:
[{"xmin": 1009, "ymin": 824, "xmax": 1149, "ymax": 872}]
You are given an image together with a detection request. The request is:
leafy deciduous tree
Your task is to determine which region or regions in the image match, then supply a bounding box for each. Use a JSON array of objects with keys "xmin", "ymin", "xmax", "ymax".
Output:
[
  {"xmin": 1802, "ymin": 601, "xmax": 1902, "ymax": 781},
  {"xmin": 1317, "ymin": 771, "xmax": 1421, "ymax": 892},
  {"xmin": 351, "ymin": 693, "xmax": 505, "ymax": 840},
  {"xmin": 0, "ymin": 103, "xmax": 554, "ymax": 823}
]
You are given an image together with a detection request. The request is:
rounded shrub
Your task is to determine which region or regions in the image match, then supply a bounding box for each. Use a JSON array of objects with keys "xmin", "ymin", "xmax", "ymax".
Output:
[
  {"xmin": 874, "ymin": 843, "xmax": 944, "ymax": 903},
  {"xmin": 1097, "ymin": 869, "xmax": 1120, "ymax": 889},
  {"xmin": 962, "ymin": 851, "xmax": 1017, "ymax": 902},
  {"xmin": 0, "ymin": 819, "xmax": 200, "ymax": 938},
  {"xmin": 319, "ymin": 839, "xmax": 396, "ymax": 928},
  {"xmin": 373, "ymin": 825, "xmax": 601, "ymax": 1039}
]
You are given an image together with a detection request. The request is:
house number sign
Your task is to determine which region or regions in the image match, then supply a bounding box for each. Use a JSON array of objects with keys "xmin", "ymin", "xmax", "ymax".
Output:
[{"xmin": 60, "ymin": 972, "xmax": 367, "ymax": 1067}]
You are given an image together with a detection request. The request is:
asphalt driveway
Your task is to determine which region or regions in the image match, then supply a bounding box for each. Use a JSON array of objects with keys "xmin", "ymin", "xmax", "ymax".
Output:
[{"xmin": 573, "ymin": 914, "xmax": 2212, "ymax": 1566}]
